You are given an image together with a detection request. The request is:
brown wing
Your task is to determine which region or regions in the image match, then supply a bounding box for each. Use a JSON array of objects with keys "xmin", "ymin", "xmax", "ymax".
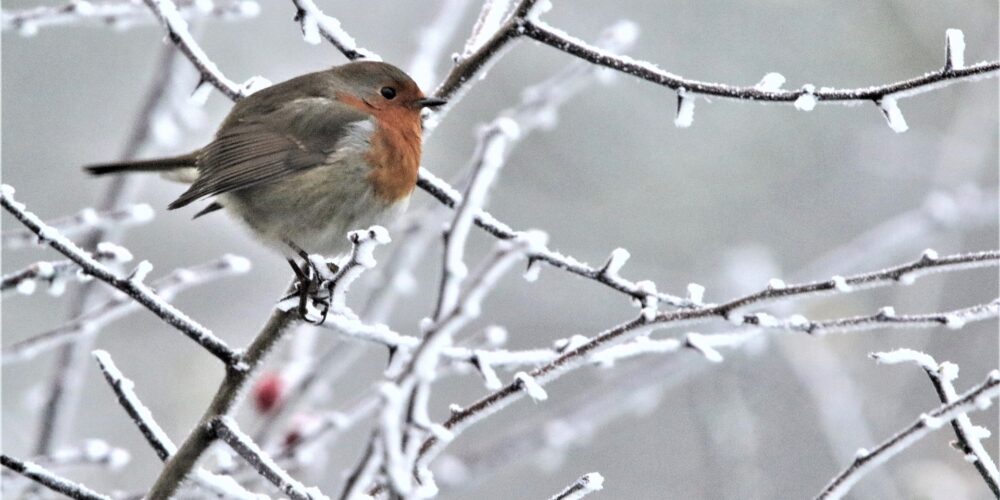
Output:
[{"xmin": 168, "ymin": 96, "xmax": 370, "ymax": 210}]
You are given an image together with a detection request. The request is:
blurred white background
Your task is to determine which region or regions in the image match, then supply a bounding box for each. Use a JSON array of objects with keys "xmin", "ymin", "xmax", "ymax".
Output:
[{"xmin": 2, "ymin": 1, "xmax": 998, "ymax": 498}]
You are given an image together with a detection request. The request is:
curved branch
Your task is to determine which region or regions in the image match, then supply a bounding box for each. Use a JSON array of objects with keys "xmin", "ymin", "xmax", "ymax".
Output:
[
  {"xmin": 816, "ymin": 370, "xmax": 1000, "ymax": 499},
  {"xmin": 1, "ymin": 186, "xmax": 240, "ymax": 365},
  {"xmin": 521, "ymin": 19, "xmax": 999, "ymax": 104}
]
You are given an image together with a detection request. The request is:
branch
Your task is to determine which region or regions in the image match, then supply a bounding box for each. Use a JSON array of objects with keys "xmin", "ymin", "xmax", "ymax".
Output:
[
  {"xmin": 289, "ymin": 0, "xmax": 379, "ymax": 61},
  {"xmin": 35, "ymin": 23, "xmax": 200, "ymax": 456},
  {"xmin": 141, "ymin": 0, "xmax": 269, "ymax": 100},
  {"xmin": 3, "ymin": 254, "xmax": 248, "ymax": 365},
  {"xmin": 550, "ymin": 472, "xmax": 605, "ymax": 500},
  {"xmin": 92, "ymin": 350, "xmax": 264, "ymax": 500},
  {"xmin": 406, "ymin": 0, "xmax": 473, "ymax": 88},
  {"xmin": 1, "ymin": 203, "xmax": 152, "ymax": 250},
  {"xmin": 0, "ymin": 441, "xmax": 129, "ymax": 475},
  {"xmin": 92, "ymin": 350, "xmax": 175, "ymax": 460},
  {"xmin": 412, "ymin": 250, "xmax": 999, "ymax": 469},
  {"xmin": 0, "ymin": 454, "xmax": 111, "ymax": 500},
  {"xmin": 871, "ymin": 349, "xmax": 1000, "ymax": 496},
  {"xmin": 2, "ymin": 242, "xmax": 133, "ymax": 296},
  {"xmin": 209, "ymin": 417, "xmax": 324, "ymax": 500},
  {"xmin": 0, "ymin": 185, "xmax": 241, "ymax": 365},
  {"xmin": 815, "ymin": 370, "xmax": 1000, "ymax": 499},
  {"xmin": 146, "ymin": 305, "xmax": 297, "ymax": 499},
  {"xmin": 520, "ymin": 19, "xmax": 999, "ymax": 129},
  {"xmin": 1, "ymin": 0, "xmax": 259, "ymax": 35}
]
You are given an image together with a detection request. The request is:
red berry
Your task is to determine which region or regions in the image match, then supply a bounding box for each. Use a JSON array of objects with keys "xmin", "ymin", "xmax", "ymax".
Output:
[{"xmin": 253, "ymin": 372, "xmax": 284, "ymax": 413}]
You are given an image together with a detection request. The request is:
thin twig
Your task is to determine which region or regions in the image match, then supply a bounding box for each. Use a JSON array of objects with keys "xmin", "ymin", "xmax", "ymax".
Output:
[
  {"xmin": 3, "ymin": 255, "xmax": 251, "ymax": 365},
  {"xmin": 550, "ymin": 472, "xmax": 605, "ymax": 500},
  {"xmin": 2, "ymin": 243, "xmax": 133, "ymax": 295},
  {"xmin": 1, "ymin": 0, "xmax": 259, "ymax": 34},
  {"xmin": 870, "ymin": 349, "xmax": 1000, "ymax": 496},
  {"xmin": 92, "ymin": 350, "xmax": 265, "ymax": 499},
  {"xmin": 209, "ymin": 417, "xmax": 323, "ymax": 500},
  {"xmin": 141, "ymin": 0, "xmax": 261, "ymax": 100},
  {"xmin": 815, "ymin": 370, "xmax": 1000, "ymax": 500},
  {"xmin": 289, "ymin": 0, "xmax": 379, "ymax": 61},
  {"xmin": 0, "ymin": 454, "xmax": 111, "ymax": 500},
  {"xmin": 1, "ymin": 204, "xmax": 152, "ymax": 250},
  {"xmin": 0, "ymin": 185, "xmax": 241, "ymax": 365},
  {"xmin": 521, "ymin": 19, "xmax": 999, "ymax": 105}
]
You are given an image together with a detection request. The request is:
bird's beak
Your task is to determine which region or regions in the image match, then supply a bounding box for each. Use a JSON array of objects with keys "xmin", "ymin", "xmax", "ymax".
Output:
[{"xmin": 415, "ymin": 97, "xmax": 447, "ymax": 109}]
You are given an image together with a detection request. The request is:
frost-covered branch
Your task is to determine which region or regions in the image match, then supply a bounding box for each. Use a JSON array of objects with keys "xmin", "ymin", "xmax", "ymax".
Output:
[
  {"xmin": 289, "ymin": 0, "xmax": 379, "ymax": 61},
  {"xmin": 871, "ymin": 349, "xmax": 999, "ymax": 496},
  {"xmin": 520, "ymin": 18, "xmax": 998, "ymax": 130},
  {"xmin": 0, "ymin": 441, "xmax": 129, "ymax": 476},
  {"xmin": 1, "ymin": 203, "xmax": 152, "ymax": 250},
  {"xmin": 1, "ymin": 0, "xmax": 259, "ymax": 35},
  {"xmin": 816, "ymin": 369, "xmax": 1000, "ymax": 500},
  {"xmin": 2, "ymin": 243, "xmax": 133, "ymax": 296},
  {"xmin": 35, "ymin": 29, "xmax": 202, "ymax": 457},
  {"xmin": 92, "ymin": 350, "xmax": 176, "ymax": 461},
  {"xmin": 3, "ymin": 254, "xmax": 248, "ymax": 364},
  {"xmin": 146, "ymin": 305, "xmax": 297, "ymax": 499},
  {"xmin": 1, "ymin": 185, "xmax": 241, "ymax": 365},
  {"xmin": 209, "ymin": 416, "xmax": 324, "ymax": 500},
  {"xmin": 550, "ymin": 472, "xmax": 605, "ymax": 500},
  {"xmin": 407, "ymin": 0, "xmax": 472, "ymax": 88},
  {"xmin": 366, "ymin": 19, "xmax": 639, "ymax": 323},
  {"xmin": 141, "ymin": 0, "xmax": 268, "ymax": 100},
  {"xmin": 433, "ymin": 118, "xmax": 520, "ymax": 320},
  {"xmin": 93, "ymin": 350, "xmax": 264, "ymax": 500},
  {"xmin": 0, "ymin": 454, "xmax": 111, "ymax": 500},
  {"xmin": 413, "ymin": 250, "xmax": 999, "ymax": 469}
]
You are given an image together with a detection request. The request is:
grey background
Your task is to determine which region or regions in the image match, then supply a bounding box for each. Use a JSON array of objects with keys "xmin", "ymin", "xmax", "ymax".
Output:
[{"xmin": 2, "ymin": 1, "xmax": 998, "ymax": 498}]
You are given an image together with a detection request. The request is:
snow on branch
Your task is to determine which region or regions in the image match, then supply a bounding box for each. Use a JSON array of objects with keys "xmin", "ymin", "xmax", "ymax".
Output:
[
  {"xmin": 550, "ymin": 472, "xmax": 605, "ymax": 500},
  {"xmin": 1, "ymin": 0, "xmax": 259, "ymax": 35},
  {"xmin": 0, "ymin": 184, "xmax": 241, "ymax": 365},
  {"xmin": 416, "ymin": 169, "xmax": 689, "ymax": 308},
  {"xmin": 519, "ymin": 17, "xmax": 999, "ymax": 117},
  {"xmin": 414, "ymin": 250, "xmax": 999, "ymax": 469},
  {"xmin": 0, "ymin": 453, "xmax": 112, "ymax": 500},
  {"xmin": 3, "ymin": 254, "xmax": 249, "ymax": 365},
  {"xmin": 816, "ymin": 369, "xmax": 1000, "ymax": 500},
  {"xmin": 434, "ymin": 117, "xmax": 521, "ymax": 320},
  {"xmin": 141, "ymin": 0, "xmax": 268, "ymax": 101},
  {"xmin": 209, "ymin": 416, "xmax": 326, "ymax": 500},
  {"xmin": 290, "ymin": 0, "xmax": 380, "ymax": 61},
  {"xmin": 407, "ymin": 0, "xmax": 472, "ymax": 88},
  {"xmin": 871, "ymin": 349, "xmax": 999, "ymax": 496},
  {"xmin": 92, "ymin": 350, "xmax": 176, "ymax": 460},
  {"xmin": 92, "ymin": 350, "xmax": 265, "ymax": 499},
  {"xmin": 1, "ymin": 203, "xmax": 153, "ymax": 250},
  {"xmin": 2, "ymin": 243, "xmax": 133, "ymax": 296}
]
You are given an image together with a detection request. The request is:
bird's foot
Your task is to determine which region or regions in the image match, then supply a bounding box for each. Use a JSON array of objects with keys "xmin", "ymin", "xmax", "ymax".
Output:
[{"xmin": 283, "ymin": 252, "xmax": 340, "ymax": 325}]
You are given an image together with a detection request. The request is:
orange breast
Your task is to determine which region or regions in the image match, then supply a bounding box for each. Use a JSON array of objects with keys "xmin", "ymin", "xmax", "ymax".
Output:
[{"xmin": 365, "ymin": 107, "xmax": 422, "ymax": 203}]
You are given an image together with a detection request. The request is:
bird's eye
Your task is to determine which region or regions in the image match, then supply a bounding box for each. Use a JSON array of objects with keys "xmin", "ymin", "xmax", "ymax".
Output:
[{"xmin": 380, "ymin": 87, "xmax": 397, "ymax": 99}]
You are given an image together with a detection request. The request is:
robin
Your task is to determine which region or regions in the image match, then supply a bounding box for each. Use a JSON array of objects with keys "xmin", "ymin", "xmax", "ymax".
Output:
[{"xmin": 86, "ymin": 61, "xmax": 445, "ymax": 314}]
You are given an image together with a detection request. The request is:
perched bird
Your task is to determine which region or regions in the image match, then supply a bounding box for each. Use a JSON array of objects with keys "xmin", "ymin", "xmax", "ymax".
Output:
[{"xmin": 86, "ymin": 61, "xmax": 445, "ymax": 261}]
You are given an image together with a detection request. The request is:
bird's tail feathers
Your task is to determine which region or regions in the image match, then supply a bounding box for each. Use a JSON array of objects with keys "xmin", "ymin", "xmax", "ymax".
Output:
[{"xmin": 84, "ymin": 153, "xmax": 196, "ymax": 176}]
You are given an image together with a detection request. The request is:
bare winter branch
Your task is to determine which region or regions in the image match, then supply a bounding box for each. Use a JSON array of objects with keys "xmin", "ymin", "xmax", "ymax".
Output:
[
  {"xmin": 1, "ymin": 0, "xmax": 259, "ymax": 35},
  {"xmin": 289, "ymin": 0, "xmax": 379, "ymax": 61},
  {"xmin": 871, "ymin": 349, "xmax": 1000, "ymax": 496},
  {"xmin": 141, "ymin": 0, "xmax": 268, "ymax": 100},
  {"xmin": 550, "ymin": 472, "xmax": 605, "ymax": 500},
  {"xmin": 2, "ymin": 243, "xmax": 133, "ymax": 296},
  {"xmin": 815, "ymin": 369, "xmax": 1000, "ymax": 500},
  {"xmin": 1, "ymin": 185, "xmax": 241, "ymax": 365},
  {"xmin": 0, "ymin": 454, "xmax": 111, "ymax": 500},
  {"xmin": 1, "ymin": 203, "xmax": 152, "ymax": 250},
  {"xmin": 209, "ymin": 416, "xmax": 323, "ymax": 500}
]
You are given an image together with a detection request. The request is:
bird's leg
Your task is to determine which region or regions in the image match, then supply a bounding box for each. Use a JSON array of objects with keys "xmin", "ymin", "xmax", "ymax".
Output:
[{"xmin": 282, "ymin": 241, "xmax": 327, "ymax": 324}]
